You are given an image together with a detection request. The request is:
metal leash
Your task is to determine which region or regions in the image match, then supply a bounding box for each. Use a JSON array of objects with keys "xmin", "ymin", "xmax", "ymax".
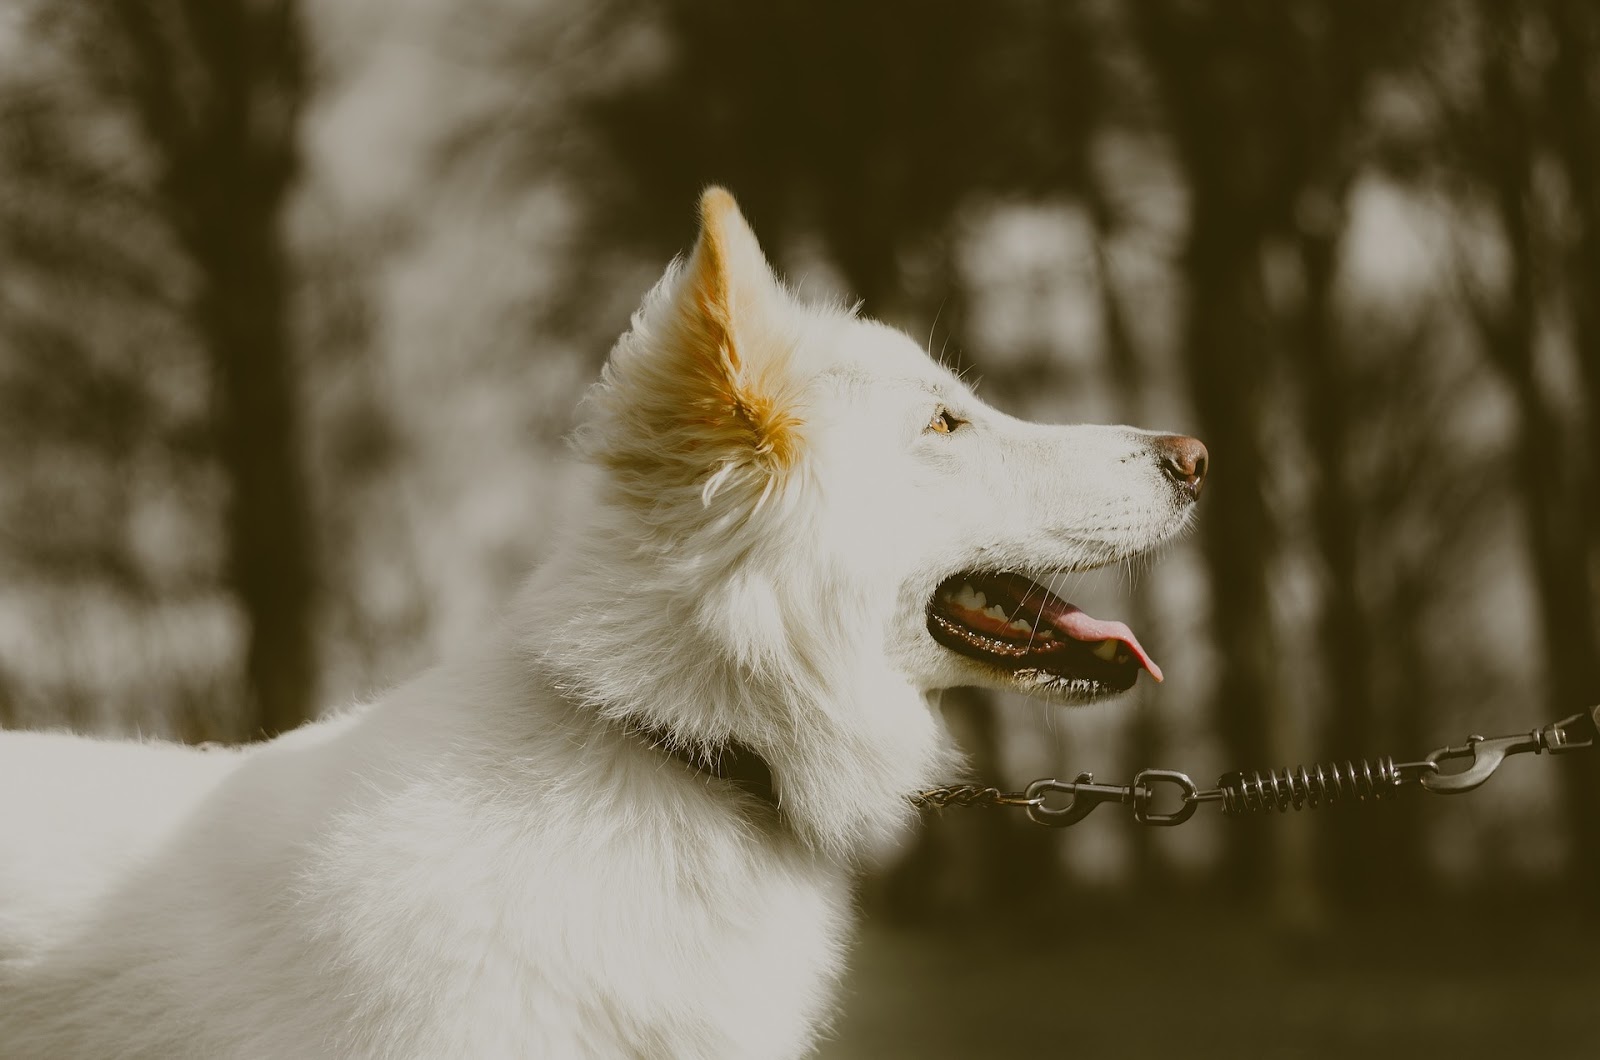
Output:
[{"xmin": 909, "ymin": 704, "xmax": 1600, "ymax": 828}]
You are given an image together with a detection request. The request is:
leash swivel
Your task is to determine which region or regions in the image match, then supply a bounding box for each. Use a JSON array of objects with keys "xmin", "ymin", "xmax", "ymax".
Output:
[{"xmin": 909, "ymin": 704, "xmax": 1600, "ymax": 828}]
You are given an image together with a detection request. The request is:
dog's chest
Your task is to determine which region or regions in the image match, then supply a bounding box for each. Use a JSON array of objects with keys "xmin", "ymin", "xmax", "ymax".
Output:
[{"xmin": 306, "ymin": 782, "xmax": 855, "ymax": 1059}]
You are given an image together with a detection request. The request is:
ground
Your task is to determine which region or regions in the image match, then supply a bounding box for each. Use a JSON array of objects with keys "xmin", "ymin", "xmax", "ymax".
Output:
[{"xmin": 822, "ymin": 903, "xmax": 1600, "ymax": 1059}]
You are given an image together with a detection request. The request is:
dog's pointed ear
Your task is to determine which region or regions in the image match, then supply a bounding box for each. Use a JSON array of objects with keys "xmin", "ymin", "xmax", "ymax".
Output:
[
  {"xmin": 684, "ymin": 187, "xmax": 781, "ymax": 333},
  {"xmin": 586, "ymin": 188, "xmax": 803, "ymax": 513}
]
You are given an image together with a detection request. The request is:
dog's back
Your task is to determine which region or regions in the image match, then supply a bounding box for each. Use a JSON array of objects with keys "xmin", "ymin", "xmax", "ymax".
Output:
[{"xmin": 0, "ymin": 731, "xmax": 244, "ymax": 964}]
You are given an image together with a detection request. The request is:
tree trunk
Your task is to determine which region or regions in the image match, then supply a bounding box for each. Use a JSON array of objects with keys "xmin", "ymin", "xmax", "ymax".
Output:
[
  {"xmin": 110, "ymin": 0, "xmax": 316, "ymax": 738},
  {"xmin": 1294, "ymin": 215, "xmax": 1429, "ymax": 905},
  {"xmin": 1546, "ymin": 0, "xmax": 1600, "ymax": 573},
  {"xmin": 1184, "ymin": 214, "xmax": 1286, "ymax": 900},
  {"xmin": 1480, "ymin": 20, "xmax": 1600, "ymax": 897},
  {"xmin": 193, "ymin": 209, "xmax": 314, "ymax": 739},
  {"xmin": 1131, "ymin": 3, "xmax": 1292, "ymax": 903}
]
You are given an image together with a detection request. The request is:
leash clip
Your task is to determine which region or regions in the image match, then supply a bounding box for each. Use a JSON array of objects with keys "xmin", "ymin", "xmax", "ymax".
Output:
[
  {"xmin": 1025, "ymin": 773, "xmax": 1132, "ymax": 827},
  {"xmin": 1421, "ymin": 733, "xmax": 1541, "ymax": 794},
  {"xmin": 1421, "ymin": 707, "xmax": 1599, "ymax": 795},
  {"xmin": 1543, "ymin": 705, "xmax": 1600, "ymax": 754},
  {"xmin": 1024, "ymin": 769, "xmax": 1201, "ymax": 827}
]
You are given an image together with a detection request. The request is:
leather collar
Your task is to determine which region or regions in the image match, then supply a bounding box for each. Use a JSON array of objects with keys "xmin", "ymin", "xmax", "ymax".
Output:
[{"xmin": 630, "ymin": 720, "xmax": 783, "ymax": 822}]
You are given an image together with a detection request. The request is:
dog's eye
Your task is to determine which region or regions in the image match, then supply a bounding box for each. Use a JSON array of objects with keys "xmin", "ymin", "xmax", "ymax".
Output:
[{"xmin": 927, "ymin": 407, "xmax": 967, "ymax": 435}]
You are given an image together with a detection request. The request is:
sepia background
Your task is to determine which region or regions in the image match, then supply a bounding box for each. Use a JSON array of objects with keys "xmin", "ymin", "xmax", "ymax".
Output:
[{"xmin": 3, "ymin": 0, "xmax": 1599, "ymax": 1055}]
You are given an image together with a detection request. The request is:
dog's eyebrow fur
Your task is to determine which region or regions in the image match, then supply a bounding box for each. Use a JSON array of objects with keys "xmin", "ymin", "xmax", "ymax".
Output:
[{"xmin": 823, "ymin": 365, "xmax": 950, "ymax": 400}]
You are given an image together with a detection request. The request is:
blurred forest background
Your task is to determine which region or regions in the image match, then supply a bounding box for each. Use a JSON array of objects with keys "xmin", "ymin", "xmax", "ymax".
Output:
[{"xmin": 3, "ymin": 0, "xmax": 1599, "ymax": 1055}]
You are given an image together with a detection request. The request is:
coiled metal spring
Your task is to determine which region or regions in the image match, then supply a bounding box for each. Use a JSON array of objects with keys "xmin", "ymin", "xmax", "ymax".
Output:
[{"xmin": 1217, "ymin": 757, "xmax": 1403, "ymax": 815}]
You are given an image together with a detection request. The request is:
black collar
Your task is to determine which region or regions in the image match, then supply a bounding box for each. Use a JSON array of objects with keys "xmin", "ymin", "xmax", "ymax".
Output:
[{"xmin": 630, "ymin": 720, "xmax": 783, "ymax": 822}]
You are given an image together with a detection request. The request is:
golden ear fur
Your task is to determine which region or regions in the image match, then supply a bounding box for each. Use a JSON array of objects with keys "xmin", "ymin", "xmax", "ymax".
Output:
[
  {"xmin": 678, "ymin": 188, "xmax": 803, "ymax": 473},
  {"xmin": 592, "ymin": 187, "xmax": 804, "ymax": 510}
]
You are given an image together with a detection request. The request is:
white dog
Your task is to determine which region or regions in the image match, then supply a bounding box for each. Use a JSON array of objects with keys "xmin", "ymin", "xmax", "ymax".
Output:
[{"xmin": 0, "ymin": 189, "xmax": 1205, "ymax": 1058}]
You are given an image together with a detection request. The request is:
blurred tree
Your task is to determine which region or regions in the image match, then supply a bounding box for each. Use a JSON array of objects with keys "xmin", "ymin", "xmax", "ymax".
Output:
[
  {"xmin": 77, "ymin": 0, "xmax": 315, "ymax": 738},
  {"xmin": 1544, "ymin": 0, "xmax": 1600, "ymax": 569},
  {"xmin": 0, "ymin": 22, "xmax": 224, "ymax": 736},
  {"xmin": 1134, "ymin": 0, "xmax": 1441, "ymax": 912},
  {"xmin": 0, "ymin": 60, "xmax": 173, "ymax": 594},
  {"xmin": 3, "ymin": 1, "xmax": 317, "ymax": 737},
  {"xmin": 555, "ymin": 0, "xmax": 1102, "ymax": 308},
  {"xmin": 1134, "ymin": 0, "xmax": 1373, "ymax": 908},
  {"xmin": 1350, "ymin": 315, "xmax": 1498, "ymax": 900},
  {"xmin": 1135, "ymin": 1, "xmax": 1292, "ymax": 907},
  {"xmin": 1461, "ymin": 0, "xmax": 1600, "ymax": 897}
]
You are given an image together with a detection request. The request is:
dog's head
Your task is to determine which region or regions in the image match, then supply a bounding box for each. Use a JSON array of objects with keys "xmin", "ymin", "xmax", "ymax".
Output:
[{"xmin": 579, "ymin": 188, "xmax": 1203, "ymax": 713}]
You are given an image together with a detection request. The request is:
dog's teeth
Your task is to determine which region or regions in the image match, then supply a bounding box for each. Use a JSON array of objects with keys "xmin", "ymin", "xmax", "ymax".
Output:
[
  {"xmin": 1091, "ymin": 639, "xmax": 1119, "ymax": 662},
  {"xmin": 952, "ymin": 585, "xmax": 987, "ymax": 611},
  {"xmin": 984, "ymin": 605, "xmax": 1009, "ymax": 622},
  {"xmin": 1007, "ymin": 619, "xmax": 1033, "ymax": 634}
]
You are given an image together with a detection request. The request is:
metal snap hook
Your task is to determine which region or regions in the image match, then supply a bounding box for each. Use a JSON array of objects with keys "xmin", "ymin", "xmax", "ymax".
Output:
[
  {"xmin": 1420, "ymin": 732, "xmax": 1541, "ymax": 794},
  {"xmin": 1025, "ymin": 773, "xmax": 1137, "ymax": 827}
]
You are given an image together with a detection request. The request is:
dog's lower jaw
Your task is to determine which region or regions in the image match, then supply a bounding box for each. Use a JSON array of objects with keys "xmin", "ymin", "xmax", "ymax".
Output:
[{"xmin": 1020, "ymin": 671, "xmax": 1135, "ymax": 702}]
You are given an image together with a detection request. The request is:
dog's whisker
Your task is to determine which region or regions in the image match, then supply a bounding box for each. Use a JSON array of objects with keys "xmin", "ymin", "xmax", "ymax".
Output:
[{"xmin": 925, "ymin": 300, "xmax": 946, "ymax": 359}]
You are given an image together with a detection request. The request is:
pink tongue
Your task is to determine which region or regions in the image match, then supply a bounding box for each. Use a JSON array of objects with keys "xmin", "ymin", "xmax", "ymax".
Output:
[
  {"xmin": 1050, "ymin": 606, "xmax": 1164, "ymax": 683},
  {"xmin": 983, "ymin": 573, "xmax": 1164, "ymax": 682}
]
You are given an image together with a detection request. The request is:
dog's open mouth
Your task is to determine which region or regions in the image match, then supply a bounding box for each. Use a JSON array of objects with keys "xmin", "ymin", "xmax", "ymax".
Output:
[{"xmin": 927, "ymin": 572, "xmax": 1162, "ymax": 693}]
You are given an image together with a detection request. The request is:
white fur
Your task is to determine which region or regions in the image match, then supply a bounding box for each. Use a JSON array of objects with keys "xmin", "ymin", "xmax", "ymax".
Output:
[{"xmin": 0, "ymin": 191, "xmax": 1195, "ymax": 1058}]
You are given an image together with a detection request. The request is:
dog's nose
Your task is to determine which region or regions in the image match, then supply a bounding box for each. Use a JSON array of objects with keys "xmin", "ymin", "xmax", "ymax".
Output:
[{"xmin": 1153, "ymin": 435, "xmax": 1208, "ymax": 499}]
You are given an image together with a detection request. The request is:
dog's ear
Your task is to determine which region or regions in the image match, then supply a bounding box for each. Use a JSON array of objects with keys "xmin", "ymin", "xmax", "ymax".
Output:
[
  {"xmin": 589, "ymin": 187, "xmax": 803, "ymax": 512},
  {"xmin": 683, "ymin": 187, "xmax": 781, "ymax": 334}
]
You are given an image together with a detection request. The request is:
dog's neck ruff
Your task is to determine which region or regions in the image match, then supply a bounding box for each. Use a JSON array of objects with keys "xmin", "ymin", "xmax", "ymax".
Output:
[{"xmin": 628, "ymin": 719, "xmax": 783, "ymax": 823}]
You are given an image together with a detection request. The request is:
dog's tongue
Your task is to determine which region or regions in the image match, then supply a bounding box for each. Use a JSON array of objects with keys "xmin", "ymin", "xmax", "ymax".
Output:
[
  {"xmin": 1049, "ymin": 605, "xmax": 1164, "ymax": 683},
  {"xmin": 992, "ymin": 572, "xmax": 1164, "ymax": 682}
]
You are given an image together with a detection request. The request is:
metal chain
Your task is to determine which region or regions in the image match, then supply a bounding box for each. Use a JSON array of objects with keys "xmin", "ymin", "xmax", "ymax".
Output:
[
  {"xmin": 909, "ymin": 704, "xmax": 1600, "ymax": 829},
  {"xmin": 906, "ymin": 784, "xmax": 1039, "ymax": 810}
]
